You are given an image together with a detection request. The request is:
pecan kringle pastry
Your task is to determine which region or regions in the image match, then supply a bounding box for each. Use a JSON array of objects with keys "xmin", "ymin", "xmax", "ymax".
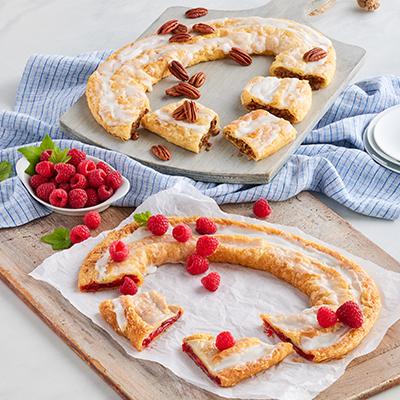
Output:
[
  {"xmin": 141, "ymin": 100, "xmax": 220, "ymax": 153},
  {"xmin": 79, "ymin": 216, "xmax": 381, "ymax": 363},
  {"xmin": 99, "ymin": 291, "xmax": 183, "ymax": 351},
  {"xmin": 86, "ymin": 17, "xmax": 336, "ymax": 140},
  {"xmin": 241, "ymin": 76, "xmax": 312, "ymax": 123},
  {"xmin": 223, "ymin": 110, "xmax": 297, "ymax": 161},
  {"xmin": 182, "ymin": 333, "xmax": 293, "ymax": 387}
]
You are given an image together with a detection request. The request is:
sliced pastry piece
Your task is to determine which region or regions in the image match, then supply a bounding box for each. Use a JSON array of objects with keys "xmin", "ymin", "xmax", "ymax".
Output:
[
  {"xmin": 141, "ymin": 100, "xmax": 220, "ymax": 153},
  {"xmin": 182, "ymin": 333, "xmax": 293, "ymax": 387},
  {"xmin": 223, "ymin": 110, "xmax": 297, "ymax": 161},
  {"xmin": 99, "ymin": 291, "xmax": 183, "ymax": 351},
  {"xmin": 241, "ymin": 76, "xmax": 312, "ymax": 123}
]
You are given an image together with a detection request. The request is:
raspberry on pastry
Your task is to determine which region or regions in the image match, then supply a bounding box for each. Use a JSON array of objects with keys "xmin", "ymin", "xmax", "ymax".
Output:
[
  {"xmin": 195, "ymin": 217, "xmax": 217, "ymax": 235},
  {"xmin": 120, "ymin": 276, "xmax": 138, "ymax": 295},
  {"xmin": 147, "ymin": 214, "xmax": 169, "ymax": 236},
  {"xmin": 172, "ymin": 223, "xmax": 192, "ymax": 243},
  {"xmin": 109, "ymin": 240, "xmax": 129, "ymax": 262},
  {"xmin": 215, "ymin": 331, "xmax": 236, "ymax": 351},
  {"xmin": 182, "ymin": 333, "xmax": 293, "ymax": 387},
  {"xmin": 336, "ymin": 301, "xmax": 363, "ymax": 328},
  {"xmin": 317, "ymin": 306, "xmax": 337, "ymax": 328},
  {"xmin": 99, "ymin": 291, "xmax": 183, "ymax": 351},
  {"xmin": 196, "ymin": 236, "xmax": 219, "ymax": 257}
]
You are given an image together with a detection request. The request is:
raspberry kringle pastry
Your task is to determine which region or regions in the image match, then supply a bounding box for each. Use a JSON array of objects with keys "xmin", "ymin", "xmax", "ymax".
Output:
[
  {"xmin": 241, "ymin": 76, "xmax": 312, "ymax": 123},
  {"xmin": 79, "ymin": 216, "xmax": 380, "ymax": 362},
  {"xmin": 99, "ymin": 291, "xmax": 183, "ymax": 351},
  {"xmin": 182, "ymin": 334, "xmax": 293, "ymax": 387},
  {"xmin": 223, "ymin": 110, "xmax": 297, "ymax": 161},
  {"xmin": 86, "ymin": 17, "xmax": 335, "ymax": 140},
  {"xmin": 141, "ymin": 100, "xmax": 219, "ymax": 153}
]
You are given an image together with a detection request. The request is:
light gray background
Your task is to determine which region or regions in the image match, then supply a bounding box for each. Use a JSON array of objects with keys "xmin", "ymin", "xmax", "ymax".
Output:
[{"xmin": 1, "ymin": 0, "xmax": 399, "ymax": 399}]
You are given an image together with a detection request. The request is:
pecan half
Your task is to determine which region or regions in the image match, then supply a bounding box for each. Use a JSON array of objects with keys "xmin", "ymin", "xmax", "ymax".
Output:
[
  {"xmin": 192, "ymin": 23, "xmax": 215, "ymax": 34},
  {"xmin": 184, "ymin": 100, "xmax": 199, "ymax": 123},
  {"xmin": 171, "ymin": 104, "xmax": 186, "ymax": 120},
  {"xmin": 303, "ymin": 47, "xmax": 327, "ymax": 62},
  {"xmin": 168, "ymin": 60, "xmax": 189, "ymax": 81},
  {"xmin": 157, "ymin": 19, "xmax": 179, "ymax": 35},
  {"xmin": 172, "ymin": 23, "xmax": 188, "ymax": 34},
  {"xmin": 151, "ymin": 144, "xmax": 171, "ymax": 161},
  {"xmin": 165, "ymin": 85, "xmax": 181, "ymax": 97},
  {"xmin": 228, "ymin": 47, "xmax": 252, "ymax": 66},
  {"xmin": 169, "ymin": 33, "xmax": 192, "ymax": 43},
  {"xmin": 188, "ymin": 72, "xmax": 206, "ymax": 88},
  {"xmin": 176, "ymin": 82, "xmax": 201, "ymax": 99},
  {"xmin": 185, "ymin": 7, "xmax": 208, "ymax": 19}
]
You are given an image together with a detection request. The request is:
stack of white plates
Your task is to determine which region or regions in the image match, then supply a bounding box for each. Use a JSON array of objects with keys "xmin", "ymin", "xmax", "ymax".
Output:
[{"xmin": 364, "ymin": 105, "xmax": 400, "ymax": 174}]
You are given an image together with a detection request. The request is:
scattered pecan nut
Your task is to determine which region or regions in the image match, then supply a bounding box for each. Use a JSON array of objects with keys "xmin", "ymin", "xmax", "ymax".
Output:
[
  {"xmin": 185, "ymin": 7, "xmax": 208, "ymax": 19},
  {"xmin": 172, "ymin": 23, "xmax": 188, "ymax": 34},
  {"xmin": 157, "ymin": 19, "xmax": 179, "ymax": 35},
  {"xmin": 192, "ymin": 23, "xmax": 215, "ymax": 34},
  {"xmin": 167, "ymin": 82, "xmax": 201, "ymax": 99},
  {"xmin": 169, "ymin": 33, "xmax": 192, "ymax": 43},
  {"xmin": 151, "ymin": 144, "xmax": 171, "ymax": 161},
  {"xmin": 303, "ymin": 47, "xmax": 328, "ymax": 62},
  {"xmin": 168, "ymin": 60, "xmax": 189, "ymax": 81},
  {"xmin": 188, "ymin": 72, "xmax": 206, "ymax": 88},
  {"xmin": 228, "ymin": 47, "xmax": 253, "ymax": 66},
  {"xmin": 165, "ymin": 85, "xmax": 181, "ymax": 97}
]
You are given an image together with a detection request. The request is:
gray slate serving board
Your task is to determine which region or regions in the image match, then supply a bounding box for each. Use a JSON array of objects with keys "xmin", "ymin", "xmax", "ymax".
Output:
[{"xmin": 60, "ymin": 0, "xmax": 365, "ymax": 184}]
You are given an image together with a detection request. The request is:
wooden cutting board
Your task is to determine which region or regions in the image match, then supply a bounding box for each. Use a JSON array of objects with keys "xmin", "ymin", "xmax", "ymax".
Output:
[
  {"xmin": 1, "ymin": 192, "xmax": 400, "ymax": 400},
  {"xmin": 60, "ymin": 1, "xmax": 365, "ymax": 184}
]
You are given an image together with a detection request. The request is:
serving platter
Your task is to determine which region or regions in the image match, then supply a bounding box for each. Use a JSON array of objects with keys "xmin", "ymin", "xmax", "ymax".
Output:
[{"xmin": 60, "ymin": 0, "xmax": 365, "ymax": 184}]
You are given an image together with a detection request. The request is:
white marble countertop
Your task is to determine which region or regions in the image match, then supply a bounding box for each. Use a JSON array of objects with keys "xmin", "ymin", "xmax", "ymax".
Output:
[{"xmin": 1, "ymin": 0, "xmax": 399, "ymax": 399}]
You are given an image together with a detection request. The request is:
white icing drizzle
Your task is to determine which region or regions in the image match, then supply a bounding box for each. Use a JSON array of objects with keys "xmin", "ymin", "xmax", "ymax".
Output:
[
  {"xmin": 234, "ymin": 112, "xmax": 281, "ymax": 140},
  {"xmin": 247, "ymin": 76, "xmax": 281, "ymax": 103},
  {"xmin": 112, "ymin": 298, "xmax": 128, "ymax": 331}
]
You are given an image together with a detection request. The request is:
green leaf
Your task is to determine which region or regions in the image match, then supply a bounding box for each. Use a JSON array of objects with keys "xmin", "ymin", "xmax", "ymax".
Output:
[
  {"xmin": 0, "ymin": 161, "xmax": 12, "ymax": 181},
  {"xmin": 41, "ymin": 227, "xmax": 72, "ymax": 250},
  {"xmin": 39, "ymin": 134, "xmax": 57, "ymax": 152},
  {"xmin": 134, "ymin": 211, "xmax": 152, "ymax": 226},
  {"xmin": 49, "ymin": 147, "xmax": 71, "ymax": 164}
]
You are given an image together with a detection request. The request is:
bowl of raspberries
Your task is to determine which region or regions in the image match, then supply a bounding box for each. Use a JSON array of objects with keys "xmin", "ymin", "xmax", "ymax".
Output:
[{"xmin": 16, "ymin": 138, "xmax": 130, "ymax": 216}]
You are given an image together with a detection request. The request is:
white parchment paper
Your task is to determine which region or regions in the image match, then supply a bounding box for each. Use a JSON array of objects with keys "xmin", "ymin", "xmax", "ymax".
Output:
[{"xmin": 31, "ymin": 183, "xmax": 400, "ymax": 400}]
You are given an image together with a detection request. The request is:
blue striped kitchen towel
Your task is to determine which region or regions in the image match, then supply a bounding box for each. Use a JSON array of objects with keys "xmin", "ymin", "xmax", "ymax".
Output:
[{"xmin": 1, "ymin": 52, "xmax": 400, "ymax": 228}]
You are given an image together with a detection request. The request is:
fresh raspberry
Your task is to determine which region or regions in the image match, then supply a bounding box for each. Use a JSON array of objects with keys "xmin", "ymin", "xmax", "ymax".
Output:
[
  {"xmin": 35, "ymin": 161, "xmax": 54, "ymax": 178},
  {"xmin": 215, "ymin": 331, "xmax": 236, "ymax": 351},
  {"xmin": 49, "ymin": 188, "xmax": 68, "ymax": 208},
  {"xmin": 77, "ymin": 159, "xmax": 96, "ymax": 176},
  {"xmin": 120, "ymin": 276, "xmax": 138, "ymax": 295},
  {"xmin": 87, "ymin": 169, "xmax": 106, "ymax": 188},
  {"xmin": 147, "ymin": 214, "xmax": 169, "ymax": 236},
  {"xmin": 29, "ymin": 174, "xmax": 48, "ymax": 190},
  {"xmin": 39, "ymin": 149, "xmax": 52, "ymax": 162},
  {"xmin": 201, "ymin": 272, "xmax": 220, "ymax": 292},
  {"xmin": 85, "ymin": 188, "xmax": 99, "ymax": 207},
  {"xmin": 253, "ymin": 198, "xmax": 272, "ymax": 219},
  {"xmin": 67, "ymin": 148, "xmax": 86, "ymax": 167},
  {"xmin": 83, "ymin": 211, "xmax": 101, "ymax": 230},
  {"xmin": 172, "ymin": 224, "xmax": 192, "ymax": 242},
  {"xmin": 57, "ymin": 182, "xmax": 71, "ymax": 192},
  {"xmin": 195, "ymin": 217, "xmax": 217, "ymax": 235},
  {"xmin": 105, "ymin": 171, "xmax": 123, "ymax": 190},
  {"xmin": 70, "ymin": 224, "xmax": 91, "ymax": 244},
  {"xmin": 70, "ymin": 173, "xmax": 87, "ymax": 190},
  {"xmin": 317, "ymin": 306, "xmax": 338, "ymax": 328},
  {"xmin": 54, "ymin": 163, "xmax": 76, "ymax": 183},
  {"xmin": 109, "ymin": 240, "xmax": 130, "ymax": 262},
  {"xmin": 196, "ymin": 236, "xmax": 219, "ymax": 257},
  {"xmin": 186, "ymin": 254, "xmax": 209, "ymax": 275},
  {"xmin": 36, "ymin": 182, "xmax": 56, "ymax": 202},
  {"xmin": 68, "ymin": 188, "xmax": 88, "ymax": 208},
  {"xmin": 96, "ymin": 161, "xmax": 113, "ymax": 175},
  {"xmin": 97, "ymin": 184, "xmax": 114, "ymax": 202},
  {"xmin": 336, "ymin": 301, "xmax": 363, "ymax": 328}
]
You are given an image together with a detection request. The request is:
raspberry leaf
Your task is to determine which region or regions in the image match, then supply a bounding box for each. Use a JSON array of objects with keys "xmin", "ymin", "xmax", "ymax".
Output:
[
  {"xmin": 0, "ymin": 161, "xmax": 12, "ymax": 181},
  {"xmin": 41, "ymin": 227, "xmax": 72, "ymax": 250},
  {"xmin": 49, "ymin": 147, "xmax": 71, "ymax": 164},
  {"xmin": 133, "ymin": 211, "xmax": 152, "ymax": 226},
  {"xmin": 39, "ymin": 134, "xmax": 57, "ymax": 152}
]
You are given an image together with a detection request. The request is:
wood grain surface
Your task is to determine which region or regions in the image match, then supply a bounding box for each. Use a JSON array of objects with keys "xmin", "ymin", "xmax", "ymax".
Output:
[
  {"xmin": 60, "ymin": 1, "xmax": 365, "ymax": 184},
  {"xmin": 1, "ymin": 192, "xmax": 400, "ymax": 399}
]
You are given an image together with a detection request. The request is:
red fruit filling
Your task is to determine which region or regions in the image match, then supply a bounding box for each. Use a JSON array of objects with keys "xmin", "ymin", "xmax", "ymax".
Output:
[
  {"xmin": 80, "ymin": 274, "xmax": 140, "ymax": 292},
  {"xmin": 263, "ymin": 321, "xmax": 314, "ymax": 361},
  {"xmin": 182, "ymin": 342, "xmax": 222, "ymax": 386},
  {"xmin": 142, "ymin": 310, "xmax": 183, "ymax": 348}
]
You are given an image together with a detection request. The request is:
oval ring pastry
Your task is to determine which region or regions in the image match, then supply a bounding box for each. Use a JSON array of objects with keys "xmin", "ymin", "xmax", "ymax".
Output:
[
  {"xmin": 79, "ymin": 216, "xmax": 380, "ymax": 363},
  {"xmin": 86, "ymin": 17, "xmax": 336, "ymax": 140}
]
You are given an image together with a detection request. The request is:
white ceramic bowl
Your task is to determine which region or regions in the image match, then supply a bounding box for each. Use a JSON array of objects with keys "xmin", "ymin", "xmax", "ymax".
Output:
[{"xmin": 16, "ymin": 155, "xmax": 130, "ymax": 216}]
